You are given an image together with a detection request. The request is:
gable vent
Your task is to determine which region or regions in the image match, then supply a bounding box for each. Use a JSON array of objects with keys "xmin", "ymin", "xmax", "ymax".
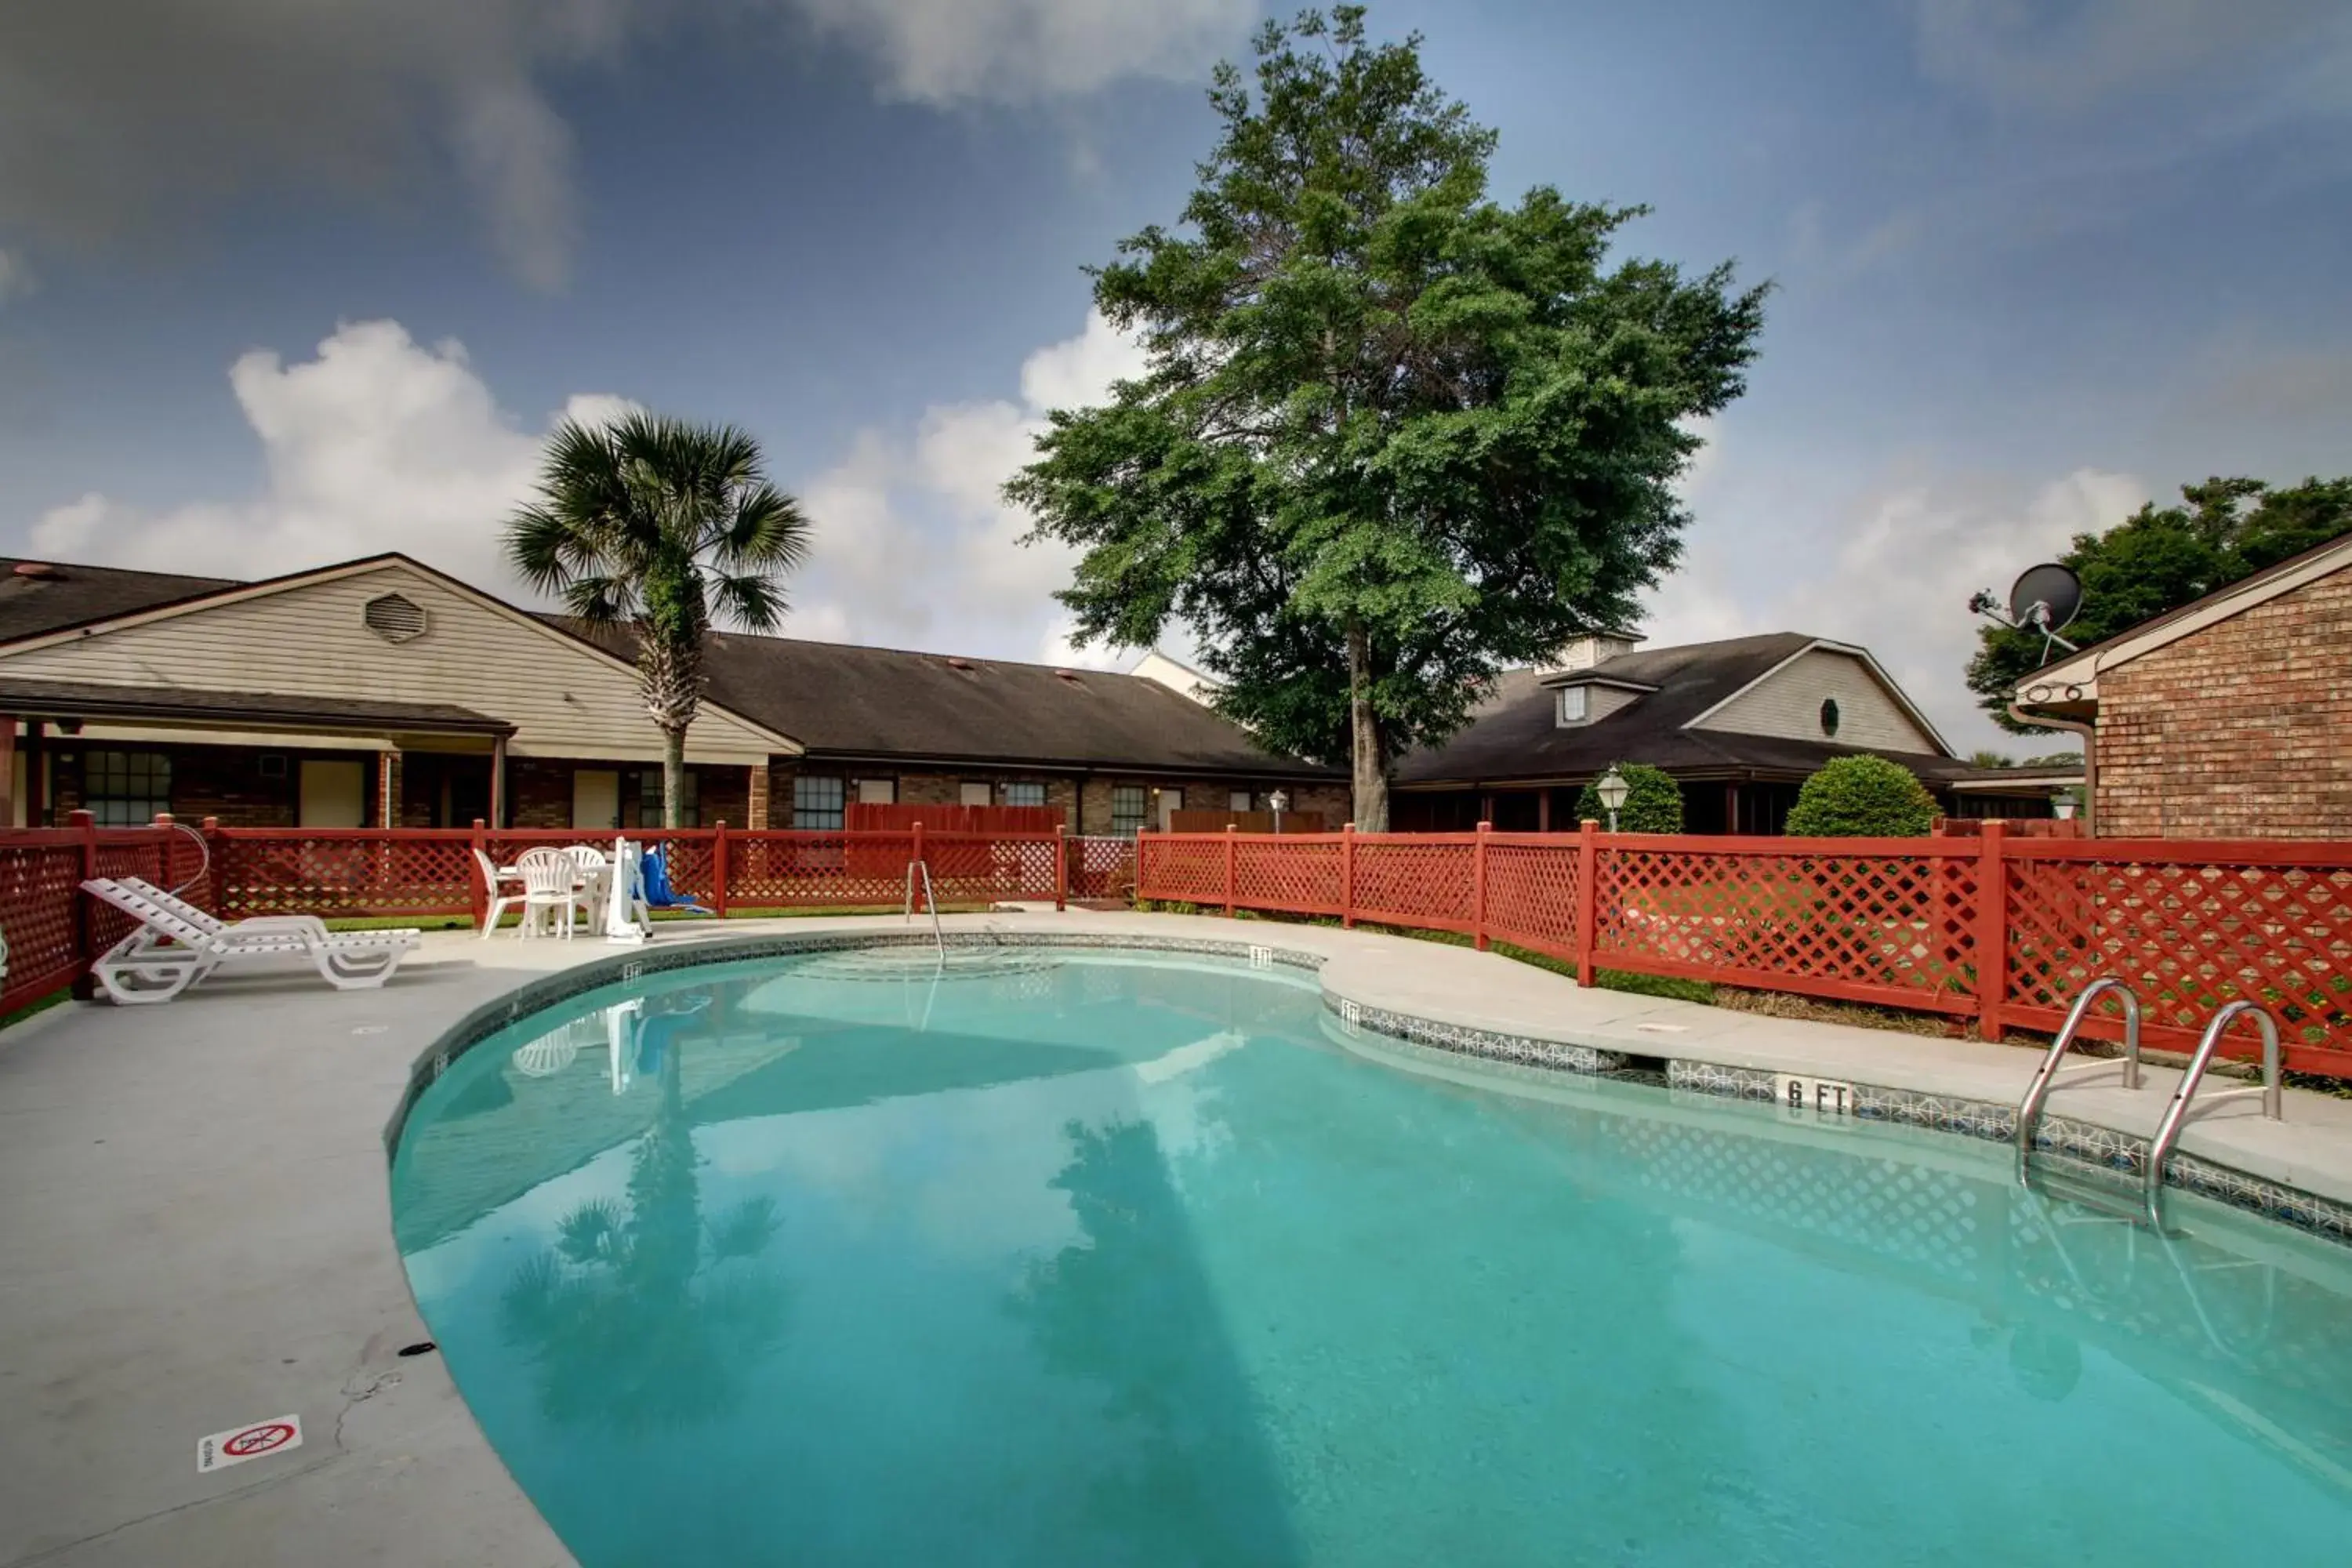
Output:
[{"xmin": 363, "ymin": 593, "xmax": 428, "ymax": 644}]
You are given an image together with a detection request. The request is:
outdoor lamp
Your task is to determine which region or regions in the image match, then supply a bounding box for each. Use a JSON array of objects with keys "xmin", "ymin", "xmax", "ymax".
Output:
[
  {"xmin": 1595, "ymin": 766, "xmax": 1631, "ymax": 833},
  {"xmin": 1269, "ymin": 789, "xmax": 1289, "ymax": 832},
  {"xmin": 2053, "ymin": 794, "xmax": 2078, "ymax": 821}
]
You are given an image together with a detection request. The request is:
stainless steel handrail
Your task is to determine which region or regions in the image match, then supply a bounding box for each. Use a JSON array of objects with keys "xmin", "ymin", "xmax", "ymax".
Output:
[
  {"xmin": 2014, "ymin": 978, "xmax": 2142, "ymax": 1186},
  {"xmin": 2143, "ymin": 1000, "xmax": 2282, "ymax": 1222},
  {"xmin": 902, "ymin": 859, "xmax": 944, "ymax": 964}
]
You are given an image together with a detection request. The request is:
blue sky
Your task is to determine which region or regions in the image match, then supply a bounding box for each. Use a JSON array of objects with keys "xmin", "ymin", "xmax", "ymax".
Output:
[{"xmin": 2, "ymin": 1, "xmax": 2347, "ymax": 751}]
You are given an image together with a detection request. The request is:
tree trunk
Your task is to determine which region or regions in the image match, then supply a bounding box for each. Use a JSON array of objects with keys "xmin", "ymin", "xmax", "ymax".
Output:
[
  {"xmin": 1346, "ymin": 616, "xmax": 1389, "ymax": 832},
  {"xmin": 660, "ymin": 726, "xmax": 688, "ymax": 830}
]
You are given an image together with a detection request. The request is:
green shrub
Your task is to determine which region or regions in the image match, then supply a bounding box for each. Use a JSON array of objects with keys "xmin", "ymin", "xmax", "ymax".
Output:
[
  {"xmin": 1784, "ymin": 755, "xmax": 1938, "ymax": 837},
  {"xmin": 1573, "ymin": 762, "xmax": 1683, "ymax": 833}
]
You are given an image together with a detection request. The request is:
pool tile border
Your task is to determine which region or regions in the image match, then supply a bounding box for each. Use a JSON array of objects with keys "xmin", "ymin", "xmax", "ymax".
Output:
[
  {"xmin": 388, "ymin": 928, "xmax": 2352, "ymax": 1247},
  {"xmin": 1661, "ymin": 1060, "xmax": 2352, "ymax": 1243}
]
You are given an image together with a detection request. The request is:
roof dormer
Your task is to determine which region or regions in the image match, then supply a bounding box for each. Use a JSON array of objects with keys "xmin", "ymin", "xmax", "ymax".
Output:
[{"xmin": 1544, "ymin": 671, "xmax": 1659, "ymax": 727}]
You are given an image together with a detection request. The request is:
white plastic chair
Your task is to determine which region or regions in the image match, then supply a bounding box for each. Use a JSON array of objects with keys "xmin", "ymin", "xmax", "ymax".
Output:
[
  {"xmin": 514, "ymin": 848, "xmax": 580, "ymax": 940},
  {"xmin": 472, "ymin": 848, "xmax": 524, "ymax": 939},
  {"xmin": 560, "ymin": 844, "xmax": 609, "ymax": 928}
]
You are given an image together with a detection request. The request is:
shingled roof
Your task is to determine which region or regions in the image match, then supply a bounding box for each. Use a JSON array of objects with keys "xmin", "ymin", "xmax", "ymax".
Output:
[
  {"xmin": 546, "ymin": 618, "xmax": 1339, "ymax": 779},
  {"xmin": 0, "ymin": 559, "xmax": 237, "ymax": 645},
  {"xmin": 1395, "ymin": 633, "xmax": 1974, "ymax": 786}
]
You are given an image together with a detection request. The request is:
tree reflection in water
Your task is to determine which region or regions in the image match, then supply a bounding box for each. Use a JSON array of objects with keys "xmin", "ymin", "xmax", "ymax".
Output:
[
  {"xmin": 1012, "ymin": 1116, "xmax": 1304, "ymax": 1566},
  {"xmin": 501, "ymin": 996, "xmax": 787, "ymax": 1436}
]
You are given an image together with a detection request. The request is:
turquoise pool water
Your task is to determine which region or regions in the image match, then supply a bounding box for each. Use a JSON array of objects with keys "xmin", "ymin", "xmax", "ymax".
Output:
[{"xmin": 390, "ymin": 949, "xmax": 2352, "ymax": 1566}]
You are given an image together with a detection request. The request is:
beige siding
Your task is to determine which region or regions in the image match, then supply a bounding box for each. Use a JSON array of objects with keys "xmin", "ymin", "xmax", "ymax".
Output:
[
  {"xmin": 0, "ymin": 564, "xmax": 783, "ymax": 764},
  {"xmin": 1691, "ymin": 648, "xmax": 1940, "ymax": 753}
]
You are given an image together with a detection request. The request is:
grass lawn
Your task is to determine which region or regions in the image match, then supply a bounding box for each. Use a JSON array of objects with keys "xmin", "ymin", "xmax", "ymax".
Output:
[{"xmin": 0, "ymin": 991, "xmax": 69, "ymax": 1033}]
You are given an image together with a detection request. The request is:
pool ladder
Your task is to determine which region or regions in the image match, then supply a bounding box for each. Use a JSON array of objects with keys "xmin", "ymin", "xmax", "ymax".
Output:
[
  {"xmin": 2015, "ymin": 978, "xmax": 2283, "ymax": 1228},
  {"xmin": 902, "ymin": 859, "xmax": 945, "ymax": 965}
]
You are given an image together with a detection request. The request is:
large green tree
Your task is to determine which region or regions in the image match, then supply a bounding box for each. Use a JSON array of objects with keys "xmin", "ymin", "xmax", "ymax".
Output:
[
  {"xmin": 507, "ymin": 413, "xmax": 810, "ymax": 826},
  {"xmin": 1971, "ymin": 476, "xmax": 2351, "ymax": 735},
  {"xmin": 1008, "ymin": 6, "xmax": 1766, "ymax": 829}
]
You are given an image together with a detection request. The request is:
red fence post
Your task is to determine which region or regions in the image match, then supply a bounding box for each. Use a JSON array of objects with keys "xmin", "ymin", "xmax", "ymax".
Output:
[
  {"xmin": 1575, "ymin": 818, "xmax": 1599, "ymax": 988},
  {"xmin": 470, "ymin": 818, "xmax": 489, "ymax": 930},
  {"xmin": 1473, "ymin": 820, "xmax": 1492, "ymax": 951},
  {"xmin": 70, "ymin": 808, "xmax": 98, "ymax": 1000},
  {"xmin": 1224, "ymin": 824, "xmax": 1238, "ymax": 917},
  {"xmin": 200, "ymin": 816, "xmax": 223, "ymax": 915},
  {"xmin": 1054, "ymin": 824, "xmax": 1069, "ymax": 912},
  {"xmin": 1975, "ymin": 820, "xmax": 2009, "ymax": 1042},
  {"xmin": 911, "ymin": 821, "xmax": 926, "ymax": 913},
  {"xmin": 151, "ymin": 811, "xmax": 172, "ymax": 890},
  {"xmin": 713, "ymin": 821, "xmax": 731, "ymax": 919},
  {"xmin": 1341, "ymin": 822, "xmax": 1357, "ymax": 930}
]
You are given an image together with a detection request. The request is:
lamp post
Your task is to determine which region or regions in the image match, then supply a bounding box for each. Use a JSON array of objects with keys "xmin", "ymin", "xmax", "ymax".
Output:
[
  {"xmin": 1595, "ymin": 766, "xmax": 1631, "ymax": 834},
  {"xmin": 2053, "ymin": 793, "xmax": 2078, "ymax": 822},
  {"xmin": 1269, "ymin": 789, "xmax": 1288, "ymax": 833}
]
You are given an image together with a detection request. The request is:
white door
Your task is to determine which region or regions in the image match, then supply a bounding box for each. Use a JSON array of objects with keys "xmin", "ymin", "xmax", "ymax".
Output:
[
  {"xmin": 298, "ymin": 759, "xmax": 367, "ymax": 828},
  {"xmin": 1157, "ymin": 786, "xmax": 1185, "ymax": 831},
  {"xmin": 572, "ymin": 769, "xmax": 621, "ymax": 829}
]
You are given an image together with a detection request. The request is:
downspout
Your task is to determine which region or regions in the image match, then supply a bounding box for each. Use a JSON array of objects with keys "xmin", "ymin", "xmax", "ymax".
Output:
[{"xmin": 2008, "ymin": 695, "xmax": 2095, "ymax": 837}]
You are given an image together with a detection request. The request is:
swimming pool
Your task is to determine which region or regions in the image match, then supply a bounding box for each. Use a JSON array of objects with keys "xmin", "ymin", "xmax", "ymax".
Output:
[{"xmin": 390, "ymin": 946, "xmax": 2352, "ymax": 1566}]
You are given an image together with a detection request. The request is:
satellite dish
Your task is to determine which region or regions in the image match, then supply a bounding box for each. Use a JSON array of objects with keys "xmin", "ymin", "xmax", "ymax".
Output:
[
  {"xmin": 1967, "ymin": 561, "xmax": 2084, "ymax": 665},
  {"xmin": 2008, "ymin": 564, "xmax": 2082, "ymax": 638}
]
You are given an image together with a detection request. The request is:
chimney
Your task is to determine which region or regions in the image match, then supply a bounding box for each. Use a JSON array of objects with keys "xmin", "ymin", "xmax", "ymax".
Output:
[{"xmin": 1550, "ymin": 629, "xmax": 1642, "ymax": 671}]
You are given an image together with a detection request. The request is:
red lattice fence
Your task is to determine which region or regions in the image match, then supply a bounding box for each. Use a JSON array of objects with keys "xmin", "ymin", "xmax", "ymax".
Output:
[
  {"xmin": 1136, "ymin": 823, "xmax": 2352, "ymax": 1075},
  {"xmin": 0, "ymin": 815, "xmax": 1088, "ymax": 1014}
]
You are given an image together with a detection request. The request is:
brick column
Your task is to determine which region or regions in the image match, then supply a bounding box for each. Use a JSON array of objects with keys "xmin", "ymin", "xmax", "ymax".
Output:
[{"xmin": 747, "ymin": 761, "xmax": 772, "ymax": 829}]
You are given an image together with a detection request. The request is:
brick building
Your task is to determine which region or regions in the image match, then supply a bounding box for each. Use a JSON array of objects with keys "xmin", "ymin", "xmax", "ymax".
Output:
[
  {"xmin": 0, "ymin": 552, "xmax": 1343, "ymax": 834},
  {"xmin": 2013, "ymin": 529, "xmax": 2352, "ymax": 838}
]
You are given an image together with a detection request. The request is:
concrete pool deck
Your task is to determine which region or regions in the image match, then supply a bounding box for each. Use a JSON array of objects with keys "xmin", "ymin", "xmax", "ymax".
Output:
[{"xmin": 5, "ymin": 909, "xmax": 2352, "ymax": 1566}]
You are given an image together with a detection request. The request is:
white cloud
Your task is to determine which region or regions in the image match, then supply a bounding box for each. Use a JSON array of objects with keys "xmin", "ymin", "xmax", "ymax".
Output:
[
  {"xmin": 0, "ymin": 249, "xmax": 31, "ymax": 307},
  {"xmin": 1641, "ymin": 457, "xmax": 2147, "ymax": 752},
  {"xmin": 31, "ymin": 319, "xmax": 631, "ymax": 593},
  {"xmin": 0, "ymin": 1, "xmax": 1247, "ymax": 289},
  {"xmin": 789, "ymin": 0, "xmax": 1252, "ymax": 105},
  {"xmin": 1915, "ymin": 0, "xmax": 2327, "ymax": 114},
  {"xmin": 793, "ymin": 306, "xmax": 1149, "ymax": 662}
]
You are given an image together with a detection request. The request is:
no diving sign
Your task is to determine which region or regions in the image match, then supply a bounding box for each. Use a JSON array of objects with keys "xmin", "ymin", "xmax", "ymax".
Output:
[{"xmin": 197, "ymin": 1414, "xmax": 303, "ymax": 1474}]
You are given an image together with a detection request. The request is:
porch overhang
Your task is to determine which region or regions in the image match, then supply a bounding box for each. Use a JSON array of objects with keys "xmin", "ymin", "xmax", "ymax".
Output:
[{"xmin": 0, "ymin": 677, "xmax": 514, "ymax": 742}]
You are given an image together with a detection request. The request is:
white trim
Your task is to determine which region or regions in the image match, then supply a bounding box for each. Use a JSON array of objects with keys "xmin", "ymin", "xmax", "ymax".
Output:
[
  {"xmin": 1536, "ymin": 672, "xmax": 1659, "ymax": 694},
  {"xmin": 0, "ymin": 553, "xmax": 806, "ymax": 756},
  {"xmin": 2022, "ymin": 534, "xmax": 2352, "ymax": 700},
  {"xmin": 1680, "ymin": 638, "xmax": 1955, "ymax": 757}
]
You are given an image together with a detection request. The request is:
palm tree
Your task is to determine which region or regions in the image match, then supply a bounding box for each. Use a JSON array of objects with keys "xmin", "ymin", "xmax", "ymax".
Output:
[{"xmin": 506, "ymin": 412, "xmax": 811, "ymax": 826}]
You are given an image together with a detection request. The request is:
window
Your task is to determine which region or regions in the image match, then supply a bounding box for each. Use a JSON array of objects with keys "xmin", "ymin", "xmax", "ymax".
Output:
[
  {"xmin": 1229, "ymin": 789, "xmax": 1254, "ymax": 812},
  {"xmin": 793, "ymin": 775, "xmax": 844, "ymax": 829},
  {"xmin": 856, "ymin": 778, "xmax": 897, "ymax": 806},
  {"xmin": 85, "ymin": 750, "xmax": 171, "ymax": 826},
  {"xmin": 959, "ymin": 782, "xmax": 992, "ymax": 808},
  {"xmin": 1004, "ymin": 782, "xmax": 1047, "ymax": 808},
  {"xmin": 1110, "ymin": 784, "xmax": 1149, "ymax": 836},
  {"xmin": 1557, "ymin": 687, "xmax": 1588, "ymax": 725},
  {"xmin": 633, "ymin": 768, "xmax": 698, "ymax": 828},
  {"xmin": 1820, "ymin": 699, "xmax": 1841, "ymax": 739}
]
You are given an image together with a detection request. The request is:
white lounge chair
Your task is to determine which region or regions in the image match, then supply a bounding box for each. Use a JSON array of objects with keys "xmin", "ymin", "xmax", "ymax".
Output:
[
  {"xmin": 80, "ymin": 877, "xmax": 422, "ymax": 1004},
  {"xmin": 116, "ymin": 877, "xmax": 332, "ymax": 943}
]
